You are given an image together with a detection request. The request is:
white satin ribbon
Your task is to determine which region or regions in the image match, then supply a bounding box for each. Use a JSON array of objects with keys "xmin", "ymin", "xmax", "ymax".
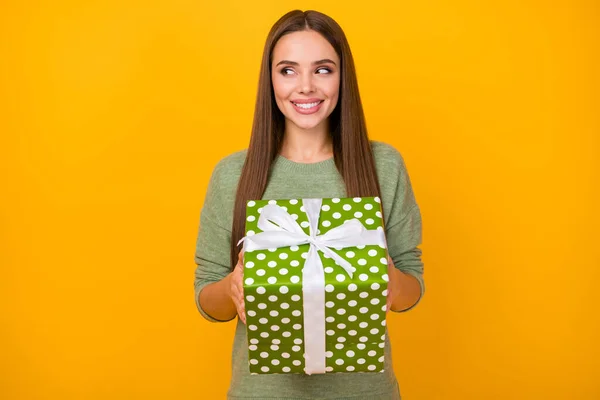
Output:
[{"xmin": 238, "ymin": 198, "xmax": 387, "ymax": 375}]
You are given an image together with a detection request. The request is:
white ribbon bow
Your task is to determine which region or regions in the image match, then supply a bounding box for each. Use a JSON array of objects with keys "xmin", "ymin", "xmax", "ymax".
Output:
[{"xmin": 238, "ymin": 198, "xmax": 387, "ymax": 375}]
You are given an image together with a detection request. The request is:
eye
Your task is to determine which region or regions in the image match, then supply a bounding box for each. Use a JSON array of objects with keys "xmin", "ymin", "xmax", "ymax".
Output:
[
  {"xmin": 316, "ymin": 67, "xmax": 332, "ymax": 74},
  {"xmin": 280, "ymin": 68, "xmax": 294, "ymax": 75}
]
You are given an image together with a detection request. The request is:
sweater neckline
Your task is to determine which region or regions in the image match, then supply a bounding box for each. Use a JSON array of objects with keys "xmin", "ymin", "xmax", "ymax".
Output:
[{"xmin": 273, "ymin": 154, "xmax": 337, "ymax": 174}]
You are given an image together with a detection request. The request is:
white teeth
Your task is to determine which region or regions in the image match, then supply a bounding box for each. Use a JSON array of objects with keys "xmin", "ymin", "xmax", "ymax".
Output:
[{"xmin": 293, "ymin": 101, "xmax": 320, "ymax": 109}]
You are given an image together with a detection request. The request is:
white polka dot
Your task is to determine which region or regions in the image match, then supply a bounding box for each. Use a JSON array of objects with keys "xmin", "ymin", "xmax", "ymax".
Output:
[
  {"xmin": 381, "ymin": 319, "xmax": 387, "ymax": 326},
  {"xmin": 247, "ymin": 215, "xmax": 256, "ymax": 222},
  {"xmin": 333, "ymin": 212, "xmax": 341, "ymax": 219},
  {"xmin": 268, "ymin": 248, "xmax": 277, "ymax": 252},
  {"xmin": 359, "ymin": 292, "xmax": 369, "ymax": 298},
  {"xmin": 279, "ymin": 286, "xmax": 289, "ymax": 294},
  {"xmin": 381, "ymin": 304, "xmax": 387, "ymax": 312},
  {"xmin": 371, "ymin": 298, "xmax": 380, "ymax": 305},
  {"xmin": 371, "ymin": 283, "xmax": 381, "ymax": 290},
  {"xmin": 348, "ymin": 283, "xmax": 358, "ymax": 291},
  {"xmin": 380, "ymin": 257, "xmax": 388, "ymax": 265},
  {"xmin": 358, "ymin": 259, "xmax": 367, "ymax": 266},
  {"xmin": 268, "ymin": 295, "xmax": 278, "ymax": 302},
  {"xmin": 335, "ymin": 359, "xmax": 344, "ymax": 365},
  {"xmin": 326, "ymin": 316, "xmax": 335, "ymax": 323},
  {"xmin": 291, "ymin": 214, "xmax": 298, "ymax": 220},
  {"xmin": 369, "ymin": 266, "xmax": 379, "ymax": 273},
  {"xmin": 290, "ymin": 245, "xmax": 299, "ymax": 251},
  {"xmin": 376, "ymin": 211, "xmax": 382, "ymax": 218},
  {"xmin": 326, "ymin": 330, "xmax": 335, "ymax": 336},
  {"xmin": 366, "ymin": 218, "xmax": 374, "ymax": 225},
  {"xmin": 343, "ymin": 204, "xmax": 352, "ymax": 211},
  {"xmin": 381, "ymin": 334, "xmax": 386, "ymax": 340},
  {"xmin": 257, "ymin": 208, "xmax": 262, "ymax": 214},
  {"xmin": 268, "ymin": 261, "xmax": 277, "ymax": 268},
  {"xmin": 326, "ymin": 301, "xmax": 335, "ymax": 308},
  {"xmin": 250, "ymin": 338, "xmax": 259, "ymax": 345},
  {"xmin": 379, "ymin": 356, "xmax": 385, "ymax": 362},
  {"xmin": 258, "ymin": 303, "xmax": 267, "ymax": 310},
  {"xmin": 322, "ymin": 220, "xmax": 331, "ymax": 227},
  {"xmin": 370, "ymin": 328, "xmax": 380, "ymax": 335},
  {"xmin": 290, "ymin": 199, "xmax": 298, "ymax": 205},
  {"xmin": 326, "ymin": 351, "xmax": 333, "ymax": 358},
  {"xmin": 332, "ymin": 198, "xmax": 340, "ymax": 203},
  {"xmin": 247, "ymin": 230, "xmax": 256, "ymax": 236},
  {"xmin": 282, "ymin": 331, "xmax": 291, "ymax": 337},
  {"xmin": 359, "ymin": 274, "xmax": 369, "ymax": 281},
  {"xmin": 279, "ymin": 253, "xmax": 289, "ymax": 260},
  {"xmin": 282, "ymin": 352, "xmax": 290, "ymax": 358},
  {"xmin": 248, "ymin": 201, "xmax": 256, "ymax": 207},
  {"xmin": 359, "ymin": 307, "xmax": 369, "ymax": 314},
  {"xmin": 346, "ymin": 350, "xmax": 355, "ymax": 357},
  {"xmin": 281, "ymin": 303, "xmax": 289, "ymax": 309},
  {"xmin": 321, "ymin": 205, "xmax": 330, "ymax": 211},
  {"xmin": 301, "ymin": 252, "xmax": 308, "ymax": 259},
  {"xmin": 270, "ymin": 344, "xmax": 279, "ymax": 351},
  {"xmin": 371, "ymin": 314, "xmax": 380, "ymax": 320},
  {"xmin": 357, "ymin": 343, "xmax": 366, "ymax": 350},
  {"xmin": 281, "ymin": 318, "xmax": 290, "ymax": 324},
  {"xmin": 250, "ymin": 358, "xmax": 258, "ymax": 365},
  {"xmin": 375, "ymin": 197, "xmax": 381, "ymax": 203},
  {"xmin": 293, "ymin": 360, "xmax": 301, "ymax": 366},
  {"xmin": 300, "ymin": 221, "xmax": 310, "ymax": 228},
  {"xmin": 278, "ymin": 268, "xmax": 288, "ymax": 276},
  {"xmin": 368, "ymin": 249, "xmax": 378, "ymax": 257},
  {"xmin": 337, "ymin": 323, "xmax": 346, "ymax": 330},
  {"xmin": 271, "ymin": 359, "xmax": 280, "ymax": 366},
  {"xmin": 247, "ymin": 310, "xmax": 256, "ymax": 317},
  {"xmin": 256, "ymin": 287, "xmax": 266, "ymax": 294},
  {"xmin": 359, "ymin": 322, "xmax": 369, "ymax": 328},
  {"xmin": 292, "ymin": 345, "xmax": 301, "ymax": 352},
  {"xmin": 348, "ymin": 315, "xmax": 358, "ymax": 322},
  {"xmin": 325, "ymin": 284, "xmax": 335, "ymax": 292},
  {"xmin": 291, "ymin": 294, "xmax": 301, "ymax": 301},
  {"xmin": 359, "ymin": 336, "xmax": 368, "ymax": 343},
  {"xmin": 292, "ymin": 310, "xmax": 301, "ymax": 317},
  {"xmin": 382, "ymin": 274, "xmax": 389, "ymax": 282},
  {"xmin": 345, "ymin": 251, "xmax": 355, "ymax": 258},
  {"xmin": 337, "ymin": 308, "xmax": 346, "ymax": 315},
  {"xmin": 257, "ymin": 253, "xmax": 266, "ymax": 260},
  {"xmin": 300, "ymin": 206, "xmax": 305, "ymax": 212},
  {"xmin": 354, "ymin": 211, "xmax": 363, "ymax": 218},
  {"xmin": 364, "ymin": 203, "xmax": 373, "ymax": 210},
  {"xmin": 291, "ymin": 260, "xmax": 300, "ymax": 267},
  {"xmin": 249, "ymin": 324, "xmax": 258, "ymax": 331},
  {"xmin": 336, "ymin": 274, "xmax": 346, "ymax": 282},
  {"xmin": 325, "ymin": 366, "xmax": 333, "ymax": 372},
  {"xmin": 246, "ymin": 295, "xmax": 255, "ymax": 302},
  {"xmin": 267, "ymin": 277, "xmax": 277, "ymax": 284},
  {"xmin": 269, "ymin": 310, "xmax": 279, "ymax": 317},
  {"xmin": 260, "ymin": 351, "xmax": 269, "ymax": 358},
  {"xmin": 335, "ymin": 343, "xmax": 344, "ymax": 349},
  {"xmin": 368, "ymin": 365, "xmax": 376, "ymax": 371},
  {"xmin": 357, "ymin": 358, "xmax": 366, "ymax": 364},
  {"xmin": 349, "ymin": 330, "xmax": 357, "ymax": 336},
  {"xmin": 246, "ymin": 261, "xmax": 255, "ymax": 268},
  {"xmin": 293, "ymin": 324, "xmax": 302, "ymax": 330},
  {"xmin": 348, "ymin": 300, "xmax": 357, "ymax": 307},
  {"xmin": 382, "ymin": 289, "xmax": 388, "ymax": 296},
  {"xmin": 324, "ymin": 267, "xmax": 334, "ymax": 273},
  {"xmin": 336, "ymin": 293, "xmax": 346, "ymax": 300},
  {"xmin": 256, "ymin": 269, "xmax": 266, "ymax": 276}
]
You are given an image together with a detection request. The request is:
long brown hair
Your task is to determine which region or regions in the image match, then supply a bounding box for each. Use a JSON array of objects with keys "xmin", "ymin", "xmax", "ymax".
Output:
[{"xmin": 230, "ymin": 9, "xmax": 383, "ymax": 269}]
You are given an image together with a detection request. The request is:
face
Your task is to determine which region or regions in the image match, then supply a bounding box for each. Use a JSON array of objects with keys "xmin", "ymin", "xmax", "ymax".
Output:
[{"xmin": 271, "ymin": 30, "xmax": 340, "ymax": 132}]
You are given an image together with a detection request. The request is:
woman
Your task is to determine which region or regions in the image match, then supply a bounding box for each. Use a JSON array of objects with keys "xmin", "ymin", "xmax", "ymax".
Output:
[{"xmin": 194, "ymin": 9, "xmax": 424, "ymax": 399}]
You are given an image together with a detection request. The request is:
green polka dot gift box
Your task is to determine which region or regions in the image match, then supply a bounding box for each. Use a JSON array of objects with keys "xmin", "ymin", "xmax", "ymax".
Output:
[{"xmin": 239, "ymin": 196, "xmax": 390, "ymax": 375}]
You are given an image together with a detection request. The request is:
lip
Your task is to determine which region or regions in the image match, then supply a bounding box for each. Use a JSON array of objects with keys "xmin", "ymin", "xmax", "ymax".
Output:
[
  {"xmin": 291, "ymin": 98, "xmax": 323, "ymax": 104},
  {"xmin": 290, "ymin": 99, "xmax": 324, "ymax": 115}
]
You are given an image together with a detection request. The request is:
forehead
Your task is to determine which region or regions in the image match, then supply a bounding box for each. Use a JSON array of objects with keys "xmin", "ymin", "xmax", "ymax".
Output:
[{"xmin": 272, "ymin": 30, "xmax": 339, "ymax": 64}]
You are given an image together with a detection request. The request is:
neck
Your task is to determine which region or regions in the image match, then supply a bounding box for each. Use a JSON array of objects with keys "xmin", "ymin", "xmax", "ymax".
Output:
[{"xmin": 280, "ymin": 119, "xmax": 333, "ymax": 163}]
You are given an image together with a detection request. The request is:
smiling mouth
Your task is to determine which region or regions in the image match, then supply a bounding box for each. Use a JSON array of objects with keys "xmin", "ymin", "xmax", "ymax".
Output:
[{"xmin": 291, "ymin": 100, "xmax": 324, "ymax": 109}]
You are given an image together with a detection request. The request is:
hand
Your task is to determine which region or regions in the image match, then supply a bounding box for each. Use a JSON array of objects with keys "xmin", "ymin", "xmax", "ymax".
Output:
[
  {"xmin": 386, "ymin": 254, "xmax": 401, "ymax": 313},
  {"xmin": 227, "ymin": 249, "xmax": 246, "ymax": 324}
]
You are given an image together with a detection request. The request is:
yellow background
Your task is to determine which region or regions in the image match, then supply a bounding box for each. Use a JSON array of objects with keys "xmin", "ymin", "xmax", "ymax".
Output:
[{"xmin": 1, "ymin": 0, "xmax": 598, "ymax": 398}]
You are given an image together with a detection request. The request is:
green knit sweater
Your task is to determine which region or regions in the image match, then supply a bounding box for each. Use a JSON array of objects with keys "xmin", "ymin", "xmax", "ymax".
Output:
[{"xmin": 194, "ymin": 140, "xmax": 424, "ymax": 399}]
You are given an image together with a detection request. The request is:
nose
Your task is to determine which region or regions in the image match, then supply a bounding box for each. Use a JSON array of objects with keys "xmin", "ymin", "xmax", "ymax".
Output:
[{"xmin": 298, "ymin": 71, "xmax": 315, "ymax": 94}]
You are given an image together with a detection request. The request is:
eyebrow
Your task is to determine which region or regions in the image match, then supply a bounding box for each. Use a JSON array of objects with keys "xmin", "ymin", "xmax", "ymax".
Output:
[{"xmin": 275, "ymin": 58, "xmax": 337, "ymax": 67}]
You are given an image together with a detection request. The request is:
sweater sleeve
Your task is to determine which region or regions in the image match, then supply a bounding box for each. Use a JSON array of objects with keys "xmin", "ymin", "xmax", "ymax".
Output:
[
  {"xmin": 193, "ymin": 162, "xmax": 236, "ymax": 323},
  {"xmin": 384, "ymin": 150, "xmax": 425, "ymax": 313}
]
